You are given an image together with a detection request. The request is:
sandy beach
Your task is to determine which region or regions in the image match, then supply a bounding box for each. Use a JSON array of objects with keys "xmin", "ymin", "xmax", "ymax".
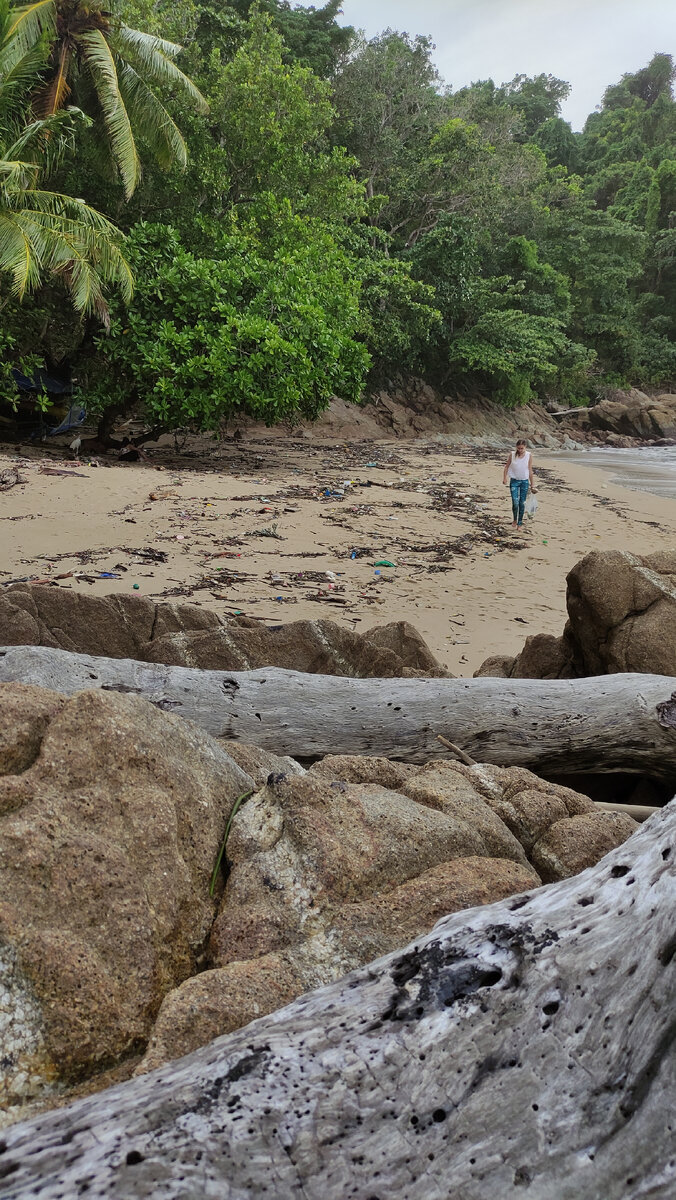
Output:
[{"xmin": 1, "ymin": 434, "xmax": 674, "ymax": 676}]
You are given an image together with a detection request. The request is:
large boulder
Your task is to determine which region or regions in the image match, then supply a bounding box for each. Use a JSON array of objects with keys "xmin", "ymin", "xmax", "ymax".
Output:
[
  {"xmin": 4, "ymin": 806, "xmax": 670, "ymax": 1200},
  {"xmin": 472, "ymin": 653, "xmax": 515, "ymax": 678},
  {"xmin": 566, "ymin": 549, "xmax": 676, "ymax": 675},
  {"xmin": 474, "ymin": 633, "xmax": 575, "ymax": 679},
  {"xmin": 531, "ymin": 810, "xmax": 640, "ymax": 882},
  {"xmin": 139, "ymin": 856, "xmax": 540, "ymax": 1074},
  {"xmin": 0, "ymin": 584, "xmax": 448, "ymax": 677},
  {"xmin": 146, "ymin": 617, "xmax": 448, "ymax": 677},
  {"xmin": 137, "ymin": 757, "xmax": 635, "ymax": 1075},
  {"xmin": 475, "ymin": 549, "xmax": 676, "ymax": 679},
  {"xmin": 0, "ymin": 683, "xmax": 253, "ymax": 1122}
]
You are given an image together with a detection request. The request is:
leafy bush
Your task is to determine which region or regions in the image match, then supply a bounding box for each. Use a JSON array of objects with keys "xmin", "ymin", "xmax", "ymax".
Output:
[{"xmin": 84, "ymin": 212, "xmax": 371, "ymax": 428}]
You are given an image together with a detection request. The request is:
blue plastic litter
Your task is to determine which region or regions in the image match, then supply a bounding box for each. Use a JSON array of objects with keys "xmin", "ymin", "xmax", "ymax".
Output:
[{"xmin": 48, "ymin": 404, "xmax": 86, "ymax": 436}]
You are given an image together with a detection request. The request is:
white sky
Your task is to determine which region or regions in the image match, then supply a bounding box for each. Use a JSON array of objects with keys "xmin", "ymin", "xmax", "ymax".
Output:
[{"xmin": 337, "ymin": 0, "xmax": 676, "ymax": 130}]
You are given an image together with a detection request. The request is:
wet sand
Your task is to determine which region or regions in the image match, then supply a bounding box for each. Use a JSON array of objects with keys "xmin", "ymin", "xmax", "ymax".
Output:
[{"xmin": 1, "ymin": 435, "xmax": 674, "ymax": 676}]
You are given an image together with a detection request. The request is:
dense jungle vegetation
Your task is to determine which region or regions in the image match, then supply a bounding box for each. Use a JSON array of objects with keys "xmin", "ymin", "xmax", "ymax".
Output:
[{"xmin": 1, "ymin": 0, "xmax": 675, "ymax": 433}]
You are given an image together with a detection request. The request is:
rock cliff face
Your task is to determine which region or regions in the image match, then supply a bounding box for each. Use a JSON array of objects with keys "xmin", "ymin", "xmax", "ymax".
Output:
[
  {"xmin": 476, "ymin": 549, "xmax": 676, "ymax": 679},
  {"xmin": 229, "ymin": 384, "xmax": 582, "ymax": 447},
  {"xmin": 225, "ymin": 384, "xmax": 675, "ymax": 447},
  {"xmin": 0, "ymin": 583, "xmax": 448, "ymax": 677},
  {"xmin": 0, "ymin": 684, "xmax": 637, "ymax": 1126}
]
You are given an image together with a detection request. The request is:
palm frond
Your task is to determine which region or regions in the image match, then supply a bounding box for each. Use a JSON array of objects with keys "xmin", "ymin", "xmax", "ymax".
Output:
[
  {"xmin": 117, "ymin": 59, "xmax": 186, "ymax": 170},
  {"xmin": 0, "ymin": 208, "xmax": 43, "ymax": 296},
  {"xmin": 4, "ymin": 108, "xmax": 88, "ymax": 173},
  {"xmin": 1, "ymin": 196, "xmax": 133, "ymax": 308},
  {"xmin": 114, "ymin": 24, "xmax": 182, "ymax": 61},
  {"xmin": 4, "ymin": 0, "xmax": 54, "ymax": 59},
  {"xmin": 77, "ymin": 27, "xmax": 140, "ymax": 198},
  {"xmin": 114, "ymin": 23, "xmax": 208, "ymax": 113},
  {"xmin": 33, "ymin": 39, "xmax": 71, "ymax": 114},
  {"xmin": 0, "ymin": 39, "xmax": 46, "ymax": 127},
  {"xmin": 0, "ymin": 153, "xmax": 39, "ymax": 188}
]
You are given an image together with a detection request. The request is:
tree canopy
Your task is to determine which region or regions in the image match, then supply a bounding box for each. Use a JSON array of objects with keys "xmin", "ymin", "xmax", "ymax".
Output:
[{"xmin": 1, "ymin": 3, "xmax": 675, "ymax": 432}]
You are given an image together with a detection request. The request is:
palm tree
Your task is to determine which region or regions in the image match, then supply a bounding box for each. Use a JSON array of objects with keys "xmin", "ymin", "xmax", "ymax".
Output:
[
  {"xmin": 7, "ymin": 0, "xmax": 208, "ymax": 198},
  {"xmin": 0, "ymin": 0, "xmax": 132, "ymax": 315}
]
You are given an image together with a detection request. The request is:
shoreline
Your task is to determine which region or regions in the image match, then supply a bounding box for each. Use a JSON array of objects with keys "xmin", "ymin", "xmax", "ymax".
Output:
[
  {"xmin": 1, "ymin": 436, "xmax": 674, "ymax": 677},
  {"xmin": 550, "ymin": 443, "xmax": 676, "ymax": 499}
]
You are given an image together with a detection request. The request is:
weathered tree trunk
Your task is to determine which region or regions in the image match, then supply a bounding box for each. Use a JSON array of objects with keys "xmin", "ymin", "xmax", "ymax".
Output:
[
  {"xmin": 1, "ymin": 645, "xmax": 675, "ymax": 778},
  {"xmin": 1, "ymin": 804, "xmax": 673, "ymax": 1200}
]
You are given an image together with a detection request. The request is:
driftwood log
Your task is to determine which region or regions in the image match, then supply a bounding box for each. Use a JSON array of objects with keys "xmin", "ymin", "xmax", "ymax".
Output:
[
  {"xmin": 1, "ymin": 803, "xmax": 674, "ymax": 1200},
  {"xmin": 1, "ymin": 645, "xmax": 676, "ymax": 777}
]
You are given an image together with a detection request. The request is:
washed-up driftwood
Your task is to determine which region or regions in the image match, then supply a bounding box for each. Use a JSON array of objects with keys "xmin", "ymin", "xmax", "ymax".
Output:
[
  {"xmin": 1, "ymin": 645, "xmax": 676, "ymax": 777},
  {"xmin": 1, "ymin": 803, "xmax": 674, "ymax": 1200}
]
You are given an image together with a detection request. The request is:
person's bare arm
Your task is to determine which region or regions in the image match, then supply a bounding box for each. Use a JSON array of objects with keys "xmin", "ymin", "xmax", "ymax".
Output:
[
  {"xmin": 503, "ymin": 454, "xmax": 512, "ymax": 485},
  {"xmin": 529, "ymin": 456, "xmax": 537, "ymax": 491}
]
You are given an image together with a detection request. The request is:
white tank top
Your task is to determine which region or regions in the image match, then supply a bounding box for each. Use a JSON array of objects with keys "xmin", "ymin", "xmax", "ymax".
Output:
[{"xmin": 508, "ymin": 450, "xmax": 530, "ymax": 480}]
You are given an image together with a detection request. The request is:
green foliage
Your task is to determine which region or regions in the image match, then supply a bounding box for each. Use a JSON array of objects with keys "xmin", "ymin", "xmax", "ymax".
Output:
[
  {"xmin": 331, "ymin": 30, "xmax": 445, "ymax": 218},
  {"xmin": 407, "ymin": 214, "xmax": 486, "ymax": 327},
  {"xmin": 532, "ymin": 117, "xmax": 579, "ymax": 172},
  {"xmin": 347, "ymin": 227, "xmax": 442, "ymax": 371},
  {"xmin": 498, "ymin": 73, "xmax": 571, "ymax": 136},
  {"xmin": 603, "ymin": 53, "xmax": 675, "ymax": 111},
  {"xmin": 227, "ymin": 0, "xmax": 353, "ymax": 78},
  {"xmin": 4, "ymin": 0, "xmax": 676, "ymax": 425},
  {"xmin": 212, "ymin": 12, "xmax": 361, "ymax": 221},
  {"xmin": 7, "ymin": 0, "xmax": 208, "ymax": 197},
  {"xmin": 0, "ymin": 1, "xmax": 132, "ymax": 317},
  {"xmin": 83, "ymin": 214, "xmax": 371, "ymax": 428},
  {"xmin": 447, "ymin": 309, "xmax": 570, "ymax": 407}
]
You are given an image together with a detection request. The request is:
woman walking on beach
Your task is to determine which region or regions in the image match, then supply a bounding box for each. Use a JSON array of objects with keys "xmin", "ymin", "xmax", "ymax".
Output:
[{"xmin": 503, "ymin": 439, "xmax": 536, "ymax": 529}]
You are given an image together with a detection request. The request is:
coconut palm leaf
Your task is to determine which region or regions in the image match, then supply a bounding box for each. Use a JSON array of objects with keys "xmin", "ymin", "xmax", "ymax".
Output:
[
  {"xmin": 0, "ymin": 0, "xmax": 47, "ymax": 122},
  {"xmin": 4, "ymin": 1, "xmax": 206, "ymax": 193},
  {"xmin": 0, "ymin": 195, "xmax": 133, "ymax": 308},
  {"xmin": 4, "ymin": 0, "xmax": 54, "ymax": 60},
  {"xmin": 0, "ymin": 209, "xmax": 41, "ymax": 294},
  {"xmin": 116, "ymin": 59, "xmax": 186, "ymax": 170},
  {"xmin": 0, "ymin": 39, "xmax": 45, "ymax": 124},
  {"xmin": 114, "ymin": 24, "xmax": 208, "ymax": 113},
  {"xmin": 1, "ymin": 3, "xmax": 133, "ymax": 315},
  {"xmin": 4, "ymin": 108, "xmax": 87, "ymax": 175},
  {"xmin": 77, "ymin": 26, "xmax": 140, "ymax": 198},
  {"xmin": 34, "ymin": 37, "xmax": 70, "ymax": 114}
]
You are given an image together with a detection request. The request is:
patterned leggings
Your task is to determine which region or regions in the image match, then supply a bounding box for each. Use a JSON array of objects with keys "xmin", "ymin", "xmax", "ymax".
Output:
[{"xmin": 510, "ymin": 478, "xmax": 529, "ymax": 525}]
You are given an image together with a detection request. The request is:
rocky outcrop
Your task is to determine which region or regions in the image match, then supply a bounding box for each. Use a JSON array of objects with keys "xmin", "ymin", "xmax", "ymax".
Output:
[
  {"xmin": 0, "ymin": 682, "xmax": 640, "ymax": 1125},
  {"xmin": 228, "ymin": 385, "xmax": 583, "ymax": 448},
  {"xmin": 138, "ymin": 757, "xmax": 635, "ymax": 1075},
  {"xmin": 476, "ymin": 549, "xmax": 676, "ymax": 679},
  {"xmin": 505, "ymin": 632, "xmax": 574, "ymax": 680},
  {"xmin": 139, "ymin": 856, "xmax": 540, "ymax": 1074},
  {"xmin": 531, "ymin": 810, "xmax": 640, "ymax": 882},
  {"xmin": 587, "ymin": 389, "xmax": 676, "ymax": 440},
  {"xmin": 4, "ymin": 805, "xmax": 672, "ymax": 1200},
  {"xmin": 0, "ymin": 583, "xmax": 448, "ymax": 677}
]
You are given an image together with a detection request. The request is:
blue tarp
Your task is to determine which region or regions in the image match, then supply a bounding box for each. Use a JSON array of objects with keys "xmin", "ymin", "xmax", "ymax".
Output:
[{"xmin": 12, "ymin": 368, "xmax": 73, "ymax": 394}]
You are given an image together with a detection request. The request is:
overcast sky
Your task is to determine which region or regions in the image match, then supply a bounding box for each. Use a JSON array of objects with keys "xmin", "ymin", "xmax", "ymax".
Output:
[{"xmin": 337, "ymin": 0, "xmax": 676, "ymax": 130}]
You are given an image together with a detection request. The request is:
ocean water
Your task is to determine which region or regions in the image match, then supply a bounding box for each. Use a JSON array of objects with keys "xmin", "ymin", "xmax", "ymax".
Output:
[{"xmin": 553, "ymin": 445, "xmax": 676, "ymax": 501}]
